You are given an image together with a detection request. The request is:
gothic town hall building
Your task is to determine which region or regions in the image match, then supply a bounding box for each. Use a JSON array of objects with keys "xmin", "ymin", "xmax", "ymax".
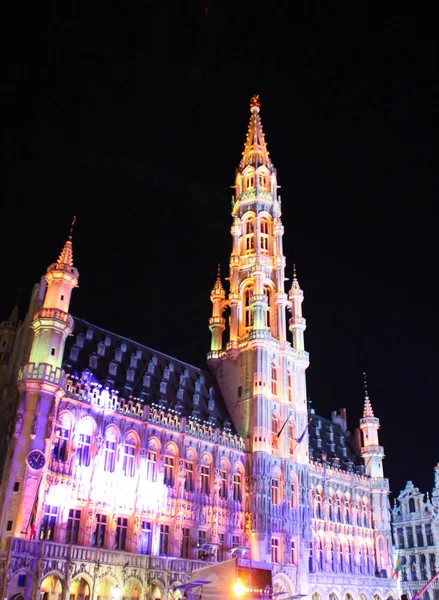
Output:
[{"xmin": 0, "ymin": 97, "xmax": 399, "ymax": 600}]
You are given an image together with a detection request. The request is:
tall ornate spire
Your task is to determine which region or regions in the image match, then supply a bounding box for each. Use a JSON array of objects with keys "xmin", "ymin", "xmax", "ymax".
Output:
[
  {"xmin": 57, "ymin": 216, "xmax": 76, "ymax": 267},
  {"xmin": 362, "ymin": 371, "xmax": 375, "ymax": 417},
  {"xmin": 239, "ymin": 95, "xmax": 273, "ymax": 171}
]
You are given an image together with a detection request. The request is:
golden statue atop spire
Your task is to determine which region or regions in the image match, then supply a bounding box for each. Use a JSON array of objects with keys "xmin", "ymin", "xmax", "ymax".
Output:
[{"xmin": 250, "ymin": 94, "xmax": 260, "ymax": 109}]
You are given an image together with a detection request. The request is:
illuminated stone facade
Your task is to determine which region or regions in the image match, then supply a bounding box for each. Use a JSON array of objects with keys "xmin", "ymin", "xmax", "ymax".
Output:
[
  {"xmin": 0, "ymin": 98, "xmax": 399, "ymax": 600},
  {"xmin": 392, "ymin": 467, "xmax": 439, "ymax": 600}
]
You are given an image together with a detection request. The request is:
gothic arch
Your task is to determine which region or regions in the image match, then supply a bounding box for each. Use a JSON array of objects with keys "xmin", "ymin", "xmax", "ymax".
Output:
[
  {"xmin": 273, "ymin": 572, "xmax": 294, "ymax": 596},
  {"xmin": 146, "ymin": 579, "xmax": 165, "ymax": 600},
  {"xmin": 122, "ymin": 577, "xmax": 143, "ymax": 599},
  {"xmin": 40, "ymin": 572, "xmax": 64, "ymax": 600},
  {"xmin": 69, "ymin": 575, "xmax": 92, "ymax": 600},
  {"xmin": 7, "ymin": 569, "xmax": 36, "ymax": 600},
  {"xmin": 70, "ymin": 572, "xmax": 93, "ymax": 591},
  {"xmin": 147, "ymin": 434, "xmax": 161, "ymax": 453},
  {"xmin": 95, "ymin": 575, "xmax": 121, "ymax": 600}
]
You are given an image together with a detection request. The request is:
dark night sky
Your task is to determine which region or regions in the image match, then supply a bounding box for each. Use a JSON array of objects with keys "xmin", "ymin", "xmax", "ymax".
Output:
[{"xmin": 1, "ymin": 3, "xmax": 438, "ymax": 498}]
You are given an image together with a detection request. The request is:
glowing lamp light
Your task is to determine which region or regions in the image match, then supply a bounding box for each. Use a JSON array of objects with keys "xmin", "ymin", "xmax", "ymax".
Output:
[
  {"xmin": 112, "ymin": 585, "xmax": 122, "ymax": 600},
  {"xmin": 233, "ymin": 580, "xmax": 247, "ymax": 597}
]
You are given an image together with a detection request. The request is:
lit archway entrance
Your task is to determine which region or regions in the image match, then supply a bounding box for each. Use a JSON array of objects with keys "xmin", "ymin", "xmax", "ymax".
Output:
[
  {"xmin": 40, "ymin": 574, "xmax": 63, "ymax": 600},
  {"xmin": 96, "ymin": 577, "xmax": 120, "ymax": 600},
  {"xmin": 122, "ymin": 579, "xmax": 142, "ymax": 600},
  {"xmin": 147, "ymin": 583, "xmax": 163, "ymax": 600},
  {"xmin": 69, "ymin": 577, "xmax": 91, "ymax": 600}
]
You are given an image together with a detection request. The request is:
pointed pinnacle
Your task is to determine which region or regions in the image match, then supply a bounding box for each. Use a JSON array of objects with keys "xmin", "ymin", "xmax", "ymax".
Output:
[
  {"xmin": 212, "ymin": 263, "xmax": 225, "ymax": 295},
  {"xmin": 290, "ymin": 264, "xmax": 301, "ymax": 292},
  {"xmin": 57, "ymin": 217, "xmax": 76, "ymax": 266},
  {"xmin": 362, "ymin": 372, "xmax": 375, "ymax": 417}
]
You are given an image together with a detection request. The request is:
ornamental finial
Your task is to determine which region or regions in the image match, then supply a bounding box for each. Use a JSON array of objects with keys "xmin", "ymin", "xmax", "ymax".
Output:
[
  {"xmin": 250, "ymin": 94, "xmax": 260, "ymax": 113},
  {"xmin": 362, "ymin": 371, "xmax": 375, "ymax": 417}
]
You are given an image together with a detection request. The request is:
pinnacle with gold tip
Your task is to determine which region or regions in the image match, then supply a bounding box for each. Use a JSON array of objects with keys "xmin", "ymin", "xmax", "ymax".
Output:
[
  {"xmin": 362, "ymin": 372, "xmax": 375, "ymax": 418},
  {"xmin": 57, "ymin": 216, "xmax": 76, "ymax": 267}
]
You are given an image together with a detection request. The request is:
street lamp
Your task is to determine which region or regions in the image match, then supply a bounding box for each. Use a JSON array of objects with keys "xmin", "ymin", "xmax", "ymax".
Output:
[
  {"xmin": 112, "ymin": 585, "xmax": 122, "ymax": 600},
  {"xmin": 233, "ymin": 580, "xmax": 246, "ymax": 597}
]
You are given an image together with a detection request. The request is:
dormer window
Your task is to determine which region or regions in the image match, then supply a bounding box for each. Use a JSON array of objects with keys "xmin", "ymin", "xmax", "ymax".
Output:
[{"xmin": 259, "ymin": 172, "xmax": 267, "ymax": 189}]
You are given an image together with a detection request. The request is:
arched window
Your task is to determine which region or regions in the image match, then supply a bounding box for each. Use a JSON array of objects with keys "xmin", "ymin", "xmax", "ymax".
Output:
[
  {"xmin": 244, "ymin": 219, "xmax": 255, "ymax": 253},
  {"xmin": 163, "ymin": 446, "xmax": 175, "ymax": 487},
  {"xmin": 263, "ymin": 285, "xmax": 271, "ymax": 329},
  {"xmin": 336, "ymin": 494, "xmax": 342, "ymax": 522},
  {"xmin": 76, "ymin": 419, "xmax": 93, "ymax": 466},
  {"xmin": 345, "ymin": 495, "xmax": 351, "ymax": 524},
  {"xmin": 185, "ymin": 450, "xmax": 196, "ymax": 492},
  {"xmin": 53, "ymin": 413, "xmax": 71, "ymax": 462},
  {"xmin": 316, "ymin": 489, "xmax": 323, "ymax": 519},
  {"xmin": 258, "ymin": 171, "xmax": 267, "ymax": 189},
  {"xmin": 348, "ymin": 542, "xmax": 354, "ymax": 572},
  {"xmin": 233, "ymin": 470, "xmax": 242, "ymax": 502},
  {"xmin": 331, "ymin": 540, "xmax": 336, "ymax": 570},
  {"xmin": 362, "ymin": 498, "xmax": 369, "ymax": 527},
  {"xmin": 123, "ymin": 433, "xmax": 137, "ymax": 477},
  {"xmin": 219, "ymin": 458, "xmax": 228, "ymax": 499},
  {"xmin": 356, "ymin": 496, "xmax": 362, "ymax": 526},
  {"xmin": 290, "ymin": 474, "xmax": 297, "ymax": 509},
  {"xmin": 260, "ymin": 218, "xmax": 269, "ymax": 252},
  {"xmin": 271, "ymin": 414, "xmax": 279, "ymax": 451},
  {"xmin": 200, "ymin": 456, "xmax": 211, "ymax": 495},
  {"xmin": 318, "ymin": 538, "xmax": 324, "ymax": 570},
  {"xmin": 287, "ymin": 371, "xmax": 293, "ymax": 402},
  {"xmin": 146, "ymin": 439, "xmax": 158, "ymax": 481},
  {"xmin": 246, "ymin": 171, "xmax": 255, "ymax": 190},
  {"xmin": 409, "ymin": 497, "xmax": 416, "ymax": 513},
  {"xmin": 328, "ymin": 491, "xmax": 335, "ymax": 521},
  {"xmin": 271, "ymin": 364, "xmax": 277, "ymax": 396},
  {"xmin": 104, "ymin": 428, "xmax": 117, "ymax": 472},
  {"xmin": 243, "ymin": 287, "xmax": 254, "ymax": 330},
  {"xmin": 272, "ymin": 476, "xmax": 280, "ymax": 505}
]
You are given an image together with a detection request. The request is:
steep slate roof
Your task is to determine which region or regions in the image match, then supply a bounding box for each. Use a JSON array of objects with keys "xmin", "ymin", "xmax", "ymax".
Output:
[
  {"xmin": 63, "ymin": 317, "xmax": 233, "ymax": 431},
  {"xmin": 63, "ymin": 318, "xmax": 365, "ymax": 474},
  {"xmin": 308, "ymin": 412, "xmax": 365, "ymax": 474}
]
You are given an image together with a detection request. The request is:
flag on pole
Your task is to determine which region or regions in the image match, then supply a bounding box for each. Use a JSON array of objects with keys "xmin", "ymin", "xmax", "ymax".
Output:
[
  {"xmin": 393, "ymin": 553, "xmax": 401, "ymax": 579},
  {"xmin": 27, "ymin": 479, "xmax": 41, "ymax": 540}
]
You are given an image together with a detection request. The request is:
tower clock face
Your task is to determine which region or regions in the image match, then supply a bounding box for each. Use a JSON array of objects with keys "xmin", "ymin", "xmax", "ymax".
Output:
[{"xmin": 27, "ymin": 450, "xmax": 46, "ymax": 470}]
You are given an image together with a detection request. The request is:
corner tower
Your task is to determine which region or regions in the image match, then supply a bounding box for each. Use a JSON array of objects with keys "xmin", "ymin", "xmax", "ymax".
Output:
[
  {"xmin": 0, "ymin": 223, "xmax": 78, "ymax": 545},
  {"xmin": 208, "ymin": 97, "xmax": 311, "ymax": 572},
  {"xmin": 360, "ymin": 373, "xmax": 384, "ymax": 478},
  {"xmin": 359, "ymin": 374, "xmax": 393, "ymax": 577}
]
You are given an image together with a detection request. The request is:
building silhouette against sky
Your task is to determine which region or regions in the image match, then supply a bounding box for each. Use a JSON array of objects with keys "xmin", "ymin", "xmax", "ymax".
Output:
[{"xmin": 0, "ymin": 98, "xmax": 402, "ymax": 600}]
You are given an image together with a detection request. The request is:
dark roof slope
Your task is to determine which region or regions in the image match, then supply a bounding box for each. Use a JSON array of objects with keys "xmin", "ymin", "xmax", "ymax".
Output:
[
  {"xmin": 63, "ymin": 317, "xmax": 233, "ymax": 431},
  {"xmin": 308, "ymin": 412, "xmax": 365, "ymax": 475}
]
